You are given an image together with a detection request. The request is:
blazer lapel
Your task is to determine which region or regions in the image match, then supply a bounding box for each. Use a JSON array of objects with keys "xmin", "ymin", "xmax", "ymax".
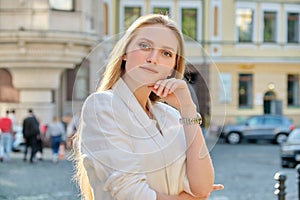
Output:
[{"xmin": 112, "ymin": 79, "xmax": 165, "ymax": 146}]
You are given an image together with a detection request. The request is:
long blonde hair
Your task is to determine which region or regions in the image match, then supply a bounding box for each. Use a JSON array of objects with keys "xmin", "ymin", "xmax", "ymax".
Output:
[{"xmin": 73, "ymin": 14, "xmax": 186, "ymax": 200}]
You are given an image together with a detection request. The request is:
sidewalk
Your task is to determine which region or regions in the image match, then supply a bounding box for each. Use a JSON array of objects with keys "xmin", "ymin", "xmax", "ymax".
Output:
[{"xmin": 0, "ymin": 147, "xmax": 80, "ymax": 200}]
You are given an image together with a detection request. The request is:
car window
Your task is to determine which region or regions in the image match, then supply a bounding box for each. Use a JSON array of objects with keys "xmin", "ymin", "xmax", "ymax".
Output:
[
  {"xmin": 287, "ymin": 129, "xmax": 300, "ymax": 141},
  {"xmin": 282, "ymin": 117, "xmax": 292, "ymax": 125},
  {"xmin": 247, "ymin": 117, "xmax": 263, "ymax": 125},
  {"xmin": 264, "ymin": 117, "xmax": 282, "ymax": 125}
]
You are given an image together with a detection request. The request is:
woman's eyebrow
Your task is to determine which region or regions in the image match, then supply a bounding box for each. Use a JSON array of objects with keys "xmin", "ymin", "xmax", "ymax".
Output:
[
  {"xmin": 138, "ymin": 37, "xmax": 153, "ymax": 44},
  {"xmin": 138, "ymin": 37, "xmax": 176, "ymax": 52}
]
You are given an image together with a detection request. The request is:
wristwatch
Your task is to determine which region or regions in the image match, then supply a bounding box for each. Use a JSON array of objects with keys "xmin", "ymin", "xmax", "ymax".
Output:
[{"xmin": 179, "ymin": 113, "xmax": 202, "ymax": 125}]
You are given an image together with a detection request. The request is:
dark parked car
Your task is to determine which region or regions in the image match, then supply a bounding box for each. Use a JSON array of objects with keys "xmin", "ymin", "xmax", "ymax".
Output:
[
  {"xmin": 220, "ymin": 115, "xmax": 294, "ymax": 144},
  {"xmin": 281, "ymin": 128, "xmax": 300, "ymax": 168}
]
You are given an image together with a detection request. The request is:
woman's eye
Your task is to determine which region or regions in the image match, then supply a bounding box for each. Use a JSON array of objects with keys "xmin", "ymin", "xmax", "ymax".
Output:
[
  {"xmin": 139, "ymin": 42, "xmax": 150, "ymax": 50},
  {"xmin": 162, "ymin": 50, "xmax": 172, "ymax": 57}
]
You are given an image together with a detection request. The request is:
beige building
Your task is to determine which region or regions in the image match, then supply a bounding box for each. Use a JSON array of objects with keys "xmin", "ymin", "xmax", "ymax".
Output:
[
  {"xmin": 99, "ymin": 0, "xmax": 300, "ymax": 127},
  {"xmin": 1, "ymin": 0, "xmax": 300, "ymax": 127},
  {"xmin": 0, "ymin": 0, "xmax": 102, "ymax": 124},
  {"xmin": 208, "ymin": 0, "xmax": 300, "ymax": 126}
]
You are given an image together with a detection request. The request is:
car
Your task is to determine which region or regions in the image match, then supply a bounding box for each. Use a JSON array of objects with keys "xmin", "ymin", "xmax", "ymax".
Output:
[
  {"xmin": 280, "ymin": 128, "xmax": 300, "ymax": 168},
  {"xmin": 12, "ymin": 125, "xmax": 25, "ymax": 152},
  {"xmin": 220, "ymin": 115, "xmax": 294, "ymax": 145}
]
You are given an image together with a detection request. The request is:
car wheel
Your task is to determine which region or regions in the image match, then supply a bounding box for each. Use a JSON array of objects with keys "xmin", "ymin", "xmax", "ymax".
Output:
[
  {"xmin": 275, "ymin": 133, "xmax": 288, "ymax": 144},
  {"xmin": 226, "ymin": 132, "xmax": 241, "ymax": 144}
]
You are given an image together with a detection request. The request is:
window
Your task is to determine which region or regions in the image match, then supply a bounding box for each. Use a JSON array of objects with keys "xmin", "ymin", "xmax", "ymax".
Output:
[
  {"xmin": 181, "ymin": 8, "xmax": 197, "ymax": 40},
  {"xmin": 235, "ymin": 2, "xmax": 257, "ymax": 44},
  {"xmin": 219, "ymin": 73, "xmax": 232, "ymax": 103},
  {"xmin": 236, "ymin": 8, "xmax": 254, "ymax": 42},
  {"xmin": 287, "ymin": 74, "xmax": 299, "ymax": 106},
  {"xmin": 0, "ymin": 69, "xmax": 19, "ymax": 102},
  {"xmin": 263, "ymin": 11, "xmax": 277, "ymax": 43},
  {"xmin": 178, "ymin": 1, "xmax": 202, "ymax": 41},
  {"xmin": 49, "ymin": 0, "xmax": 74, "ymax": 11},
  {"xmin": 287, "ymin": 13, "xmax": 299, "ymax": 43},
  {"xmin": 153, "ymin": 7, "xmax": 170, "ymax": 16},
  {"xmin": 264, "ymin": 117, "xmax": 282, "ymax": 125},
  {"xmin": 239, "ymin": 74, "xmax": 253, "ymax": 107},
  {"xmin": 247, "ymin": 117, "xmax": 263, "ymax": 125},
  {"xmin": 66, "ymin": 60, "xmax": 89, "ymax": 101},
  {"xmin": 124, "ymin": 7, "xmax": 141, "ymax": 30},
  {"xmin": 120, "ymin": 0, "xmax": 144, "ymax": 32},
  {"xmin": 150, "ymin": 1, "xmax": 173, "ymax": 17}
]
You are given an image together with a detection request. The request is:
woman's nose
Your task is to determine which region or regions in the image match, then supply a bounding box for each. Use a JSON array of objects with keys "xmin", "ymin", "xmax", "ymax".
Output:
[{"xmin": 146, "ymin": 49, "xmax": 158, "ymax": 64}]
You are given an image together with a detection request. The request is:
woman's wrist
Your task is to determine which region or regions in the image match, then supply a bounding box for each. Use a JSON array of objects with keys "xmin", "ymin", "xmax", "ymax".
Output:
[{"xmin": 179, "ymin": 103, "xmax": 197, "ymax": 117}]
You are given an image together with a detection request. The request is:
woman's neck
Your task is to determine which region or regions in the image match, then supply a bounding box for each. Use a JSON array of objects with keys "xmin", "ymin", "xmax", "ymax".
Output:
[{"xmin": 122, "ymin": 74, "xmax": 152, "ymax": 111}]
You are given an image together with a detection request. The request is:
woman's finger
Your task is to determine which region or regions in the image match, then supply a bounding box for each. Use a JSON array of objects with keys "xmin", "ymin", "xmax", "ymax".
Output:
[
  {"xmin": 212, "ymin": 184, "xmax": 224, "ymax": 191},
  {"xmin": 154, "ymin": 80, "xmax": 166, "ymax": 96}
]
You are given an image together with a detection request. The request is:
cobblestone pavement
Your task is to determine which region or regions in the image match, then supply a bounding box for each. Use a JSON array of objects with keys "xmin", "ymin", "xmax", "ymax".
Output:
[
  {"xmin": 0, "ymin": 141, "xmax": 298, "ymax": 200},
  {"xmin": 208, "ymin": 139, "xmax": 298, "ymax": 200},
  {"xmin": 0, "ymin": 148, "xmax": 80, "ymax": 200}
]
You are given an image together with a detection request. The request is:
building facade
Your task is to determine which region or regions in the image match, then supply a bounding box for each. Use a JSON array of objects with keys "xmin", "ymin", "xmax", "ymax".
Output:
[
  {"xmin": 99, "ymin": 0, "xmax": 300, "ymax": 127},
  {"xmin": 209, "ymin": 0, "xmax": 300, "ymax": 126},
  {"xmin": 1, "ymin": 0, "xmax": 299, "ymax": 127},
  {"xmin": 0, "ymin": 0, "xmax": 101, "ymax": 123}
]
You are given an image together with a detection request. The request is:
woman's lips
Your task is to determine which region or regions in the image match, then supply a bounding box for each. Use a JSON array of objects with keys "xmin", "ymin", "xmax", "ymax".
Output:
[{"xmin": 139, "ymin": 66, "xmax": 158, "ymax": 74}]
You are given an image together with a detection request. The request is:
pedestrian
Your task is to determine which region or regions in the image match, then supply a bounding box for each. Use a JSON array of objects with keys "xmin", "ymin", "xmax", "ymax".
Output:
[
  {"xmin": 22, "ymin": 109, "xmax": 40, "ymax": 163},
  {"xmin": 8, "ymin": 109, "xmax": 18, "ymax": 134},
  {"xmin": 72, "ymin": 14, "xmax": 223, "ymax": 200},
  {"xmin": 0, "ymin": 110, "xmax": 14, "ymax": 162},
  {"xmin": 45, "ymin": 116, "xmax": 66, "ymax": 163},
  {"xmin": 66, "ymin": 111, "xmax": 80, "ymax": 149}
]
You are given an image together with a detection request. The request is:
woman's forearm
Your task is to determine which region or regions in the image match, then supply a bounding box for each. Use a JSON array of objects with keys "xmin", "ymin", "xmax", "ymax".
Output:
[
  {"xmin": 156, "ymin": 191, "xmax": 209, "ymax": 200},
  {"xmin": 180, "ymin": 105, "xmax": 214, "ymax": 197},
  {"xmin": 156, "ymin": 192, "xmax": 178, "ymax": 200}
]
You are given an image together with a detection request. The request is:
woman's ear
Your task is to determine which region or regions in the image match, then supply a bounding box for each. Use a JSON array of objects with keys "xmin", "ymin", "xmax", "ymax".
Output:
[{"xmin": 122, "ymin": 54, "xmax": 127, "ymax": 61}]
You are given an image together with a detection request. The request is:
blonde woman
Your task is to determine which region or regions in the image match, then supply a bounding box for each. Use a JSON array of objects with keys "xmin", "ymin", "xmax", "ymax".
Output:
[{"xmin": 73, "ymin": 14, "xmax": 223, "ymax": 200}]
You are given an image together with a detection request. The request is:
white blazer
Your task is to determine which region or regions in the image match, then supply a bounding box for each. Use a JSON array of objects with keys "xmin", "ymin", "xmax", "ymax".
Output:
[{"xmin": 80, "ymin": 78, "xmax": 194, "ymax": 200}]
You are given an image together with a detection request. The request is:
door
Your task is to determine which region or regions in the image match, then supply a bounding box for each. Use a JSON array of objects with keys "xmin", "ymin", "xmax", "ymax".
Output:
[{"xmin": 263, "ymin": 90, "xmax": 276, "ymax": 114}]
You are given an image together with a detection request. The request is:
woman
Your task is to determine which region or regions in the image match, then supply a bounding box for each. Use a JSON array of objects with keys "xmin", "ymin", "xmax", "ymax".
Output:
[
  {"xmin": 73, "ymin": 14, "xmax": 223, "ymax": 200},
  {"xmin": 46, "ymin": 116, "xmax": 65, "ymax": 163}
]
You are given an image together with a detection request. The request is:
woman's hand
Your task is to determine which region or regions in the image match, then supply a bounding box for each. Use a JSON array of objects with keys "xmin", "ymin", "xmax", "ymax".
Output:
[{"xmin": 149, "ymin": 78, "xmax": 194, "ymax": 112}]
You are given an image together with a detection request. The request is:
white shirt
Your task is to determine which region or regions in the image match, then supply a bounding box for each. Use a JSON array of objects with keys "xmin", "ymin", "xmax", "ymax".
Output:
[{"xmin": 80, "ymin": 78, "xmax": 193, "ymax": 200}]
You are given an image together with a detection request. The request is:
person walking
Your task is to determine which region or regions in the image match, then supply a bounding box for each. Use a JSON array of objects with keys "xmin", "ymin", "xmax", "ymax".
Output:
[
  {"xmin": 45, "ymin": 116, "xmax": 66, "ymax": 163},
  {"xmin": 22, "ymin": 109, "xmax": 40, "ymax": 163},
  {"xmin": 8, "ymin": 109, "xmax": 18, "ymax": 135},
  {"xmin": 66, "ymin": 111, "xmax": 80, "ymax": 149},
  {"xmin": 0, "ymin": 110, "xmax": 13, "ymax": 162}
]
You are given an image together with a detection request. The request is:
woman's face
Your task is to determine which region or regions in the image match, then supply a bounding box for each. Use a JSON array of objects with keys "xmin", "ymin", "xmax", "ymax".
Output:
[{"xmin": 124, "ymin": 24, "xmax": 178, "ymax": 86}]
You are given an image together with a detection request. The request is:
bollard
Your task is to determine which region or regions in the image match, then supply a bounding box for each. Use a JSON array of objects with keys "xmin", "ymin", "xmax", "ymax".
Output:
[
  {"xmin": 274, "ymin": 172, "xmax": 286, "ymax": 200},
  {"xmin": 296, "ymin": 164, "xmax": 300, "ymax": 200}
]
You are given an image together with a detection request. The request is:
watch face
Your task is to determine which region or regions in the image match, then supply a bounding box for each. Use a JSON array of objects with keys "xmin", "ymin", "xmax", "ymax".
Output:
[{"xmin": 50, "ymin": 0, "xmax": 74, "ymax": 11}]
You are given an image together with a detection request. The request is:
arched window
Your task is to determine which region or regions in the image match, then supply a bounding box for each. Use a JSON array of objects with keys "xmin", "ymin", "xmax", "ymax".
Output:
[{"xmin": 0, "ymin": 69, "xmax": 19, "ymax": 102}]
